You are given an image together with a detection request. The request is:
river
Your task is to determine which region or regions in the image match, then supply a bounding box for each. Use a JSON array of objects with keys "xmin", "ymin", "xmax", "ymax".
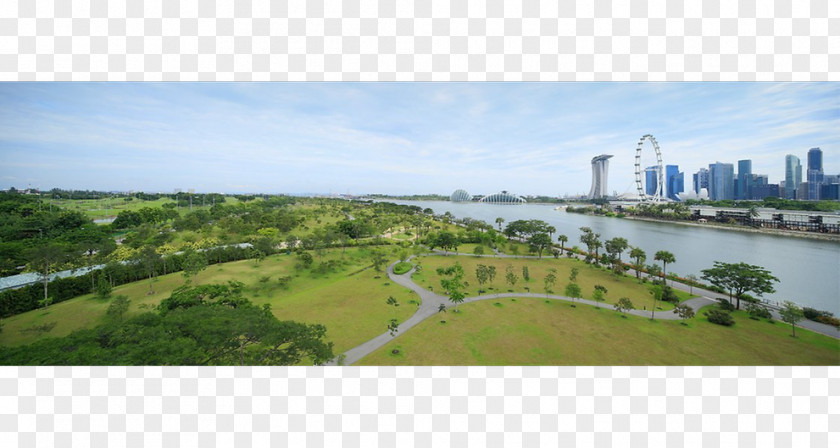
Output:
[{"xmin": 385, "ymin": 200, "xmax": 840, "ymax": 315}]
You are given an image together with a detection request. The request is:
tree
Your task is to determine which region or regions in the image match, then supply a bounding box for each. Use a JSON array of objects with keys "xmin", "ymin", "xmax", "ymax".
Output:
[
  {"xmin": 557, "ymin": 234, "xmax": 568, "ymax": 255},
  {"xmin": 629, "ymin": 247, "xmax": 646, "ymax": 280},
  {"xmin": 505, "ymin": 265, "xmax": 518, "ymax": 289},
  {"xmin": 527, "ymin": 232, "xmax": 552, "ymax": 258},
  {"xmin": 437, "ymin": 263, "xmax": 466, "ymax": 312},
  {"xmin": 181, "ymin": 250, "xmax": 208, "ymax": 284},
  {"xmin": 140, "ymin": 245, "xmax": 160, "ymax": 295},
  {"xmin": 569, "ymin": 267, "xmax": 579, "ymax": 283},
  {"xmin": 95, "ymin": 274, "xmax": 112, "ymax": 299},
  {"xmin": 106, "ymin": 295, "xmax": 131, "ymax": 322},
  {"xmin": 543, "ymin": 272, "xmax": 557, "ymax": 294},
  {"xmin": 654, "ymin": 251, "xmax": 675, "ymax": 285},
  {"xmin": 495, "ymin": 217, "xmax": 505, "ymax": 232},
  {"xmin": 521, "ymin": 266, "xmax": 530, "ymax": 282},
  {"xmin": 614, "ymin": 297, "xmax": 634, "ymax": 316},
  {"xmin": 700, "ymin": 262, "xmax": 779, "ymax": 310},
  {"xmin": 685, "ymin": 274, "xmax": 699, "ymax": 295},
  {"xmin": 473, "ymin": 245, "xmax": 485, "ymax": 256},
  {"xmin": 779, "ymin": 301, "xmax": 804, "ymax": 337},
  {"xmin": 604, "ymin": 237, "xmax": 629, "ymax": 264},
  {"xmin": 25, "ymin": 243, "xmax": 69, "ymax": 306},
  {"xmin": 673, "ymin": 304, "xmax": 695, "ymax": 324},
  {"xmin": 487, "ymin": 266, "xmax": 497, "ymax": 284},
  {"xmin": 578, "ymin": 227, "xmax": 601, "ymax": 263},
  {"xmin": 475, "ymin": 264, "xmax": 489, "ymax": 286},
  {"xmin": 565, "ymin": 283, "xmax": 582, "ymax": 301},
  {"xmin": 593, "ymin": 285, "xmax": 608, "ymax": 302},
  {"xmin": 368, "ymin": 249, "xmax": 387, "ymax": 272}
]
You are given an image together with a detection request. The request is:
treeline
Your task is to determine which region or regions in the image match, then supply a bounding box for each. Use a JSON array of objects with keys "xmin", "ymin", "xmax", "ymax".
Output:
[{"xmin": 683, "ymin": 197, "xmax": 840, "ymax": 212}]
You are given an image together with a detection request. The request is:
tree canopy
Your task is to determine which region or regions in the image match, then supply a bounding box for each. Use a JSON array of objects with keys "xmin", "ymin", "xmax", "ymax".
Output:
[{"xmin": 701, "ymin": 262, "xmax": 779, "ymax": 310}]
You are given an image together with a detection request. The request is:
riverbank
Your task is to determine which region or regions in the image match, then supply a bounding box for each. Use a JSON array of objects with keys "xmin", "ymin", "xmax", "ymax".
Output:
[{"xmin": 621, "ymin": 215, "xmax": 840, "ymax": 242}]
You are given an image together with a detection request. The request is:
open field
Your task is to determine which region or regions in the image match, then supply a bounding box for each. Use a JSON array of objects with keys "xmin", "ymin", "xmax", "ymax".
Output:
[
  {"xmin": 0, "ymin": 248, "xmax": 415, "ymax": 355},
  {"xmin": 357, "ymin": 298, "xmax": 840, "ymax": 365},
  {"xmin": 45, "ymin": 196, "xmax": 244, "ymax": 220},
  {"xmin": 410, "ymin": 255, "xmax": 686, "ymax": 311}
]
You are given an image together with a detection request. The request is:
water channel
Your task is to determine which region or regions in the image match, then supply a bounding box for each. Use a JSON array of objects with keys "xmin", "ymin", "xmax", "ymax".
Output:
[{"xmin": 385, "ymin": 200, "xmax": 840, "ymax": 315}]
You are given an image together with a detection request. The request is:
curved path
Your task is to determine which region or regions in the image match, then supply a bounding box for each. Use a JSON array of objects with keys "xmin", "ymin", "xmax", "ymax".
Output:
[{"xmin": 332, "ymin": 252, "xmax": 840, "ymax": 366}]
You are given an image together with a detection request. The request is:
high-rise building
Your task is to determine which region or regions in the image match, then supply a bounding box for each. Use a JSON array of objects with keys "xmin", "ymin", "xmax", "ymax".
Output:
[
  {"xmin": 784, "ymin": 155, "xmax": 801, "ymax": 199},
  {"xmin": 693, "ymin": 168, "xmax": 709, "ymax": 194},
  {"xmin": 708, "ymin": 162, "xmax": 734, "ymax": 201},
  {"xmin": 645, "ymin": 166, "xmax": 659, "ymax": 196},
  {"xmin": 665, "ymin": 165, "xmax": 683, "ymax": 201},
  {"xmin": 807, "ymin": 147, "xmax": 823, "ymax": 200},
  {"xmin": 587, "ymin": 154, "xmax": 613, "ymax": 199},
  {"xmin": 736, "ymin": 159, "xmax": 752, "ymax": 200}
]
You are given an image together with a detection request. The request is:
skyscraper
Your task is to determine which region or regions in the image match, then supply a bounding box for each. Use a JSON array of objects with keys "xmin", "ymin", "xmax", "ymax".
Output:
[
  {"xmin": 665, "ymin": 165, "xmax": 683, "ymax": 201},
  {"xmin": 587, "ymin": 154, "xmax": 613, "ymax": 199},
  {"xmin": 807, "ymin": 147, "xmax": 823, "ymax": 200},
  {"xmin": 693, "ymin": 168, "xmax": 709, "ymax": 194},
  {"xmin": 784, "ymin": 155, "xmax": 801, "ymax": 199},
  {"xmin": 736, "ymin": 159, "xmax": 752, "ymax": 200},
  {"xmin": 645, "ymin": 166, "xmax": 659, "ymax": 196},
  {"xmin": 708, "ymin": 162, "xmax": 734, "ymax": 201}
]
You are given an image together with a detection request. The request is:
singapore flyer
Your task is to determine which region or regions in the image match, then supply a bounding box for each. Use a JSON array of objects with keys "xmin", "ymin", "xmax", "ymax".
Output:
[{"xmin": 634, "ymin": 134, "xmax": 664, "ymax": 203}]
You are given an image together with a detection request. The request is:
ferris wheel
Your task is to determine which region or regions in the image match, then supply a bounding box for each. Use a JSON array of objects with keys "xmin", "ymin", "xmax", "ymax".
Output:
[{"xmin": 634, "ymin": 134, "xmax": 664, "ymax": 203}]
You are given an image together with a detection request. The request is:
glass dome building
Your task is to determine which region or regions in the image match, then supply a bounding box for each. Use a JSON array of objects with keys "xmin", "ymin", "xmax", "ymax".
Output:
[
  {"xmin": 478, "ymin": 191, "xmax": 527, "ymax": 204},
  {"xmin": 450, "ymin": 189, "xmax": 472, "ymax": 202}
]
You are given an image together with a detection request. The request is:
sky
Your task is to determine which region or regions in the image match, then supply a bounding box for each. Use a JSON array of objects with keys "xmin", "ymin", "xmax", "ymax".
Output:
[{"xmin": 1, "ymin": 82, "xmax": 837, "ymax": 197}]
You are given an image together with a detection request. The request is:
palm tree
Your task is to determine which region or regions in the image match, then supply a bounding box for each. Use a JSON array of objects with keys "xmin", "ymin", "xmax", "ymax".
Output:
[
  {"xmin": 495, "ymin": 217, "xmax": 505, "ymax": 232},
  {"xmin": 546, "ymin": 225, "xmax": 556, "ymax": 241},
  {"xmin": 629, "ymin": 247, "xmax": 646, "ymax": 280},
  {"xmin": 654, "ymin": 250, "xmax": 676, "ymax": 285},
  {"xmin": 557, "ymin": 235, "xmax": 568, "ymax": 255}
]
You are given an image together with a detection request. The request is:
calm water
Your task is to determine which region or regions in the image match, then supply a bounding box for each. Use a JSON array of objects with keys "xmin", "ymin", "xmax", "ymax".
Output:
[{"xmin": 388, "ymin": 200, "xmax": 840, "ymax": 315}]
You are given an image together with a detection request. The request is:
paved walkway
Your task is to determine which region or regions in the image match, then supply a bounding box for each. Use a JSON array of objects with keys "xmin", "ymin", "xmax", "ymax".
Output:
[{"xmin": 327, "ymin": 252, "xmax": 840, "ymax": 366}]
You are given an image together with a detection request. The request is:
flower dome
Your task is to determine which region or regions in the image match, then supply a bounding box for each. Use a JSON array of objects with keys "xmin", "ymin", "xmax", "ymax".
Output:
[
  {"xmin": 478, "ymin": 191, "xmax": 526, "ymax": 204},
  {"xmin": 450, "ymin": 189, "xmax": 472, "ymax": 202}
]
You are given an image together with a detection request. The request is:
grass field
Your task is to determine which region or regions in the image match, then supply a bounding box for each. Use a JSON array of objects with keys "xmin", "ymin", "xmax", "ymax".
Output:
[
  {"xmin": 357, "ymin": 298, "xmax": 840, "ymax": 365},
  {"xmin": 410, "ymin": 255, "xmax": 685, "ymax": 311},
  {"xmin": 0, "ymin": 248, "xmax": 415, "ymax": 355},
  {"xmin": 46, "ymin": 196, "xmax": 244, "ymax": 220}
]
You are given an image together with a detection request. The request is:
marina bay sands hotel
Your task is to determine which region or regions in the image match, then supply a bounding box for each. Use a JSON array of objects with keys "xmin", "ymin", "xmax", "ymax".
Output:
[{"xmin": 588, "ymin": 154, "xmax": 613, "ymax": 199}]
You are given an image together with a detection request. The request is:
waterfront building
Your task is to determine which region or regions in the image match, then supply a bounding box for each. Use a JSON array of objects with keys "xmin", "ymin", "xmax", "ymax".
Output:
[
  {"xmin": 450, "ymin": 189, "xmax": 471, "ymax": 202},
  {"xmin": 708, "ymin": 162, "xmax": 734, "ymax": 201},
  {"xmin": 736, "ymin": 159, "xmax": 752, "ymax": 200},
  {"xmin": 693, "ymin": 168, "xmax": 709, "ymax": 194},
  {"xmin": 784, "ymin": 155, "xmax": 802, "ymax": 200},
  {"xmin": 587, "ymin": 154, "xmax": 613, "ymax": 199},
  {"xmin": 821, "ymin": 183, "xmax": 840, "ymax": 200},
  {"xmin": 478, "ymin": 191, "xmax": 527, "ymax": 204},
  {"xmin": 666, "ymin": 165, "xmax": 684, "ymax": 201},
  {"xmin": 807, "ymin": 147, "xmax": 824, "ymax": 200}
]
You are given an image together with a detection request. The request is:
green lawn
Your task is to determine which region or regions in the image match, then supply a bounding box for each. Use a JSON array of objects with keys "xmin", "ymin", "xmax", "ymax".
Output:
[
  {"xmin": 411, "ymin": 255, "xmax": 679, "ymax": 311},
  {"xmin": 0, "ymin": 248, "xmax": 415, "ymax": 355},
  {"xmin": 357, "ymin": 298, "xmax": 840, "ymax": 365}
]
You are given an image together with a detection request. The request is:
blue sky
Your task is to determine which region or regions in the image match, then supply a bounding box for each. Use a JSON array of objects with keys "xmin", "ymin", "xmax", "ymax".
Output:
[{"xmin": 1, "ymin": 83, "xmax": 837, "ymax": 196}]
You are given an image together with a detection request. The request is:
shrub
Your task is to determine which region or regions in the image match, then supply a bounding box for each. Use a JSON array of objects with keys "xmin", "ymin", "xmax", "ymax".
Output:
[
  {"xmin": 746, "ymin": 303, "xmax": 772, "ymax": 320},
  {"xmin": 815, "ymin": 315, "xmax": 840, "ymax": 327},
  {"xmin": 718, "ymin": 299, "xmax": 735, "ymax": 311},
  {"xmin": 704, "ymin": 309, "xmax": 735, "ymax": 326},
  {"xmin": 392, "ymin": 261, "xmax": 413, "ymax": 275}
]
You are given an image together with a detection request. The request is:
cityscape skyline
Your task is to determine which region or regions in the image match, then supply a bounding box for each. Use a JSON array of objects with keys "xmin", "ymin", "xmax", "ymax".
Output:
[{"xmin": 1, "ymin": 83, "xmax": 837, "ymax": 197}]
